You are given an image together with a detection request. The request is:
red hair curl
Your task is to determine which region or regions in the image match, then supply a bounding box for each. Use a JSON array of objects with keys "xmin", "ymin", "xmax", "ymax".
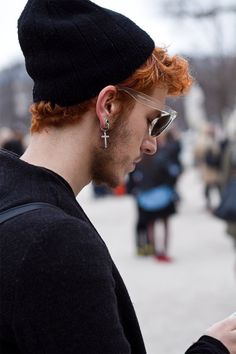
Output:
[{"xmin": 30, "ymin": 46, "xmax": 193, "ymax": 133}]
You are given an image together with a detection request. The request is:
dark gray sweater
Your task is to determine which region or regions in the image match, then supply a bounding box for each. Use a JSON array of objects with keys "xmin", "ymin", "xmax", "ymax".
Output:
[{"xmin": 0, "ymin": 149, "xmax": 229, "ymax": 354}]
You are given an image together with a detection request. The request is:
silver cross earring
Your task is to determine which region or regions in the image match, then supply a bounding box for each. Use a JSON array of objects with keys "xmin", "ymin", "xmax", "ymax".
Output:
[{"xmin": 101, "ymin": 118, "xmax": 110, "ymax": 149}]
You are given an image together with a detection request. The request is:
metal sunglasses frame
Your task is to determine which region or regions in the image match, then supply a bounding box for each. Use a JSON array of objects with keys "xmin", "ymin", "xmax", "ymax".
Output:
[{"xmin": 117, "ymin": 86, "xmax": 177, "ymax": 137}]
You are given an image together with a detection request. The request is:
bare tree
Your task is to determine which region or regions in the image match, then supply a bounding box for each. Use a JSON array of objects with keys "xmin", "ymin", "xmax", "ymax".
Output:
[
  {"xmin": 150, "ymin": 0, "xmax": 236, "ymax": 127},
  {"xmin": 159, "ymin": 1, "xmax": 236, "ymax": 19}
]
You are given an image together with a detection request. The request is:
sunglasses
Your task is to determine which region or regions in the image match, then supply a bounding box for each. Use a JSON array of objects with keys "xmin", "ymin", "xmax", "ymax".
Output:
[{"xmin": 117, "ymin": 87, "xmax": 177, "ymax": 137}]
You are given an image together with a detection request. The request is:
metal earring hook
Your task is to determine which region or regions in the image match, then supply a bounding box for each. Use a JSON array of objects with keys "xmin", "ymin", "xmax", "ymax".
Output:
[{"xmin": 100, "ymin": 118, "xmax": 110, "ymax": 149}]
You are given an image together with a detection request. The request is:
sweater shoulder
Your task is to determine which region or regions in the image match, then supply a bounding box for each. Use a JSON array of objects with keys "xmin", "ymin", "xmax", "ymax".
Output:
[
  {"xmin": 3, "ymin": 205, "xmax": 100, "ymax": 242},
  {"xmin": 30, "ymin": 207, "xmax": 109, "ymax": 257},
  {"xmin": 1, "ymin": 205, "xmax": 111, "ymax": 271}
]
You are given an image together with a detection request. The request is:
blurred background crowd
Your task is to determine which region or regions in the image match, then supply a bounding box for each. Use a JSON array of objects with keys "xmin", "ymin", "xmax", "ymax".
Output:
[
  {"xmin": 1, "ymin": 100, "xmax": 235, "ymax": 264},
  {"xmin": 0, "ymin": 0, "xmax": 235, "ymax": 269},
  {"xmin": 0, "ymin": 0, "xmax": 235, "ymax": 352}
]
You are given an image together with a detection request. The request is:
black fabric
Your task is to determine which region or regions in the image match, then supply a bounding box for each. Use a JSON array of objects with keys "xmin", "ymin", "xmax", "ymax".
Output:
[
  {"xmin": 0, "ymin": 203, "xmax": 62, "ymax": 224},
  {"xmin": 17, "ymin": 0, "xmax": 155, "ymax": 106},
  {"xmin": 0, "ymin": 149, "xmax": 230, "ymax": 354},
  {"xmin": 185, "ymin": 335, "xmax": 230, "ymax": 354},
  {"xmin": 205, "ymin": 149, "xmax": 221, "ymax": 169},
  {"xmin": 0, "ymin": 149, "xmax": 145, "ymax": 354},
  {"xmin": 214, "ymin": 178, "xmax": 236, "ymax": 222},
  {"xmin": 137, "ymin": 202, "xmax": 176, "ymax": 227}
]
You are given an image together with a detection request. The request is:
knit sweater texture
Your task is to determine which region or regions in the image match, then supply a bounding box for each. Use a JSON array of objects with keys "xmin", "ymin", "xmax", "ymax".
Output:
[{"xmin": 0, "ymin": 149, "xmax": 229, "ymax": 354}]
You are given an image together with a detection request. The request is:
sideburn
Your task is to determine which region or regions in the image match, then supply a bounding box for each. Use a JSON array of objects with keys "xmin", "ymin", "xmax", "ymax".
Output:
[{"xmin": 91, "ymin": 110, "xmax": 131, "ymax": 188}]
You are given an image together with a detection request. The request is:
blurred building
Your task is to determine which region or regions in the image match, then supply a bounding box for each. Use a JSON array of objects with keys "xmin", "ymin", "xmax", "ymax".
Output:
[
  {"xmin": 0, "ymin": 63, "xmax": 32, "ymax": 134},
  {"xmin": 0, "ymin": 56, "xmax": 235, "ymax": 134}
]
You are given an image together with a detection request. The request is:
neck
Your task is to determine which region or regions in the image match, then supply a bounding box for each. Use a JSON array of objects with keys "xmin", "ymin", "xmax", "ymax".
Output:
[{"xmin": 20, "ymin": 118, "xmax": 96, "ymax": 196}]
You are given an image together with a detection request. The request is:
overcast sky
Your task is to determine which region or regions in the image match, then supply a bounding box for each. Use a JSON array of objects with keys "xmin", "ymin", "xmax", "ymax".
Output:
[
  {"xmin": 0, "ymin": 0, "xmax": 235, "ymax": 71},
  {"xmin": 0, "ymin": 0, "xmax": 169, "ymax": 70}
]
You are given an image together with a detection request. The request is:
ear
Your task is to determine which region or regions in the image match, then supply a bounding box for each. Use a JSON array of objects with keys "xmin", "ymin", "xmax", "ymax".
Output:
[{"xmin": 95, "ymin": 85, "xmax": 119, "ymax": 129}]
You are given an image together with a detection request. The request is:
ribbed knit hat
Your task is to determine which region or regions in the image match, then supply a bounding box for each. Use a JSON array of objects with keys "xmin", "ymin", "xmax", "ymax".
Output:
[{"xmin": 18, "ymin": 0, "xmax": 155, "ymax": 106}]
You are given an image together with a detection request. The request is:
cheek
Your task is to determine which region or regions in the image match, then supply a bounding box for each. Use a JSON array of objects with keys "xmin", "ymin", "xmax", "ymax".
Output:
[{"xmin": 134, "ymin": 123, "xmax": 148, "ymax": 145}]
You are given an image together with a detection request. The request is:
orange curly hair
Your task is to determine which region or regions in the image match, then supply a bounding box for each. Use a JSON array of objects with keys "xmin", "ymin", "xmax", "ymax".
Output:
[{"xmin": 30, "ymin": 46, "xmax": 193, "ymax": 133}]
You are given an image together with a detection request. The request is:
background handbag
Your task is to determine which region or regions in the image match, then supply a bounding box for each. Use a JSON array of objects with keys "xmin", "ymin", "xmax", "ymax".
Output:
[{"xmin": 137, "ymin": 185, "xmax": 176, "ymax": 212}]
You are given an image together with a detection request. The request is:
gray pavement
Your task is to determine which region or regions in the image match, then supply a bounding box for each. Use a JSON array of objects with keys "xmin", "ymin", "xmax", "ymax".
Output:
[{"xmin": 77, "ymin": 167, "xmax": 236, "ymax": 354}]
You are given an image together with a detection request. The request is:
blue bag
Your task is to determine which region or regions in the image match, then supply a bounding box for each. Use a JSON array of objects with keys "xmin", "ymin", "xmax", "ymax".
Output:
[{"xmin": 137, "ymin": 185, "xmax": 176, "ymax": 212}]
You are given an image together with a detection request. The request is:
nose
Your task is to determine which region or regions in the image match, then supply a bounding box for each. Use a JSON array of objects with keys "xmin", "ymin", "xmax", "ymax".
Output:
[{"xmin": 141, "ymin": 136, "xmax": 157, "ymax": 155}]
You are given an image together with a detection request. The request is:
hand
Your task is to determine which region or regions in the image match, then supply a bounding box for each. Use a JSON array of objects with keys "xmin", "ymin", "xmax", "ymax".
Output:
[{"xmin": 206, "ymin": 314, "xmax": 236, "ymax": 353}]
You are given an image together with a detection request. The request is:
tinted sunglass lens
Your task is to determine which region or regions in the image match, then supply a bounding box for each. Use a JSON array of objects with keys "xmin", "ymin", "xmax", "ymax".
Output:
[{"xmin": 151, "ymin": 114, "xmax": 171, "ymax": 136}]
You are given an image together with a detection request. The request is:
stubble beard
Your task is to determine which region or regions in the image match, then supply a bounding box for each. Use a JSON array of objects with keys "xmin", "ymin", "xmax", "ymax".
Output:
[{"xmin": 91, "ymin": 116, "xmax": 131, "ymax": 189}]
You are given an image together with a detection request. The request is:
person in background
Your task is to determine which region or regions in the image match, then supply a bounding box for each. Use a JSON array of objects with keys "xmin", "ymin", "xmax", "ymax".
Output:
[
  {"xmin": 92, "ymin": 182, "xmax": 112, "ymax": 198},
  {"xmin": 194, "ymin": 124, "xmax": 222, "ymax": 211},
  {"xmin": 221, "ymin": 132, "xmax": 236, "ymax": 269},
  {"xmin": 0, "ymin": 1, "xmax": 235, "ymax": 353},
  {"xmin": 0, "ymin": 128, "xmax": 14, "ymax": 148},
  {"xmin": 1, "ymin": 129, "xmax": 25, "ymax": 156},
  {"xmin": 130, "ymin": 131, "xmax": 182, "ymax": 261},
  {"xmin": 164, "ymin": 128, "xmax": 183, "ymax": 179}
]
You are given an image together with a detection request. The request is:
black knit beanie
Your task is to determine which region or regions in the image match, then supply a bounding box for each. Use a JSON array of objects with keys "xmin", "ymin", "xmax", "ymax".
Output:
[{"xmin": 17, "ymin": 0, "xmax": 155, "ymax": 106}]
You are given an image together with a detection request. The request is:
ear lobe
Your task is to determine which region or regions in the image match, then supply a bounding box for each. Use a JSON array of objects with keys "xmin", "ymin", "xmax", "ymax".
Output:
[{"xmin": 96, "ymin": 85, "xmax": 117, "ymax": 129}]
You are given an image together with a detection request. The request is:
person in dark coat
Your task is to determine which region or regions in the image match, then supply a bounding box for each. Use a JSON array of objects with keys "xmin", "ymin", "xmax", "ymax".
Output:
[
  {"xmin": 132, "ymin": 131, "xmax": 182, "ymax": 261},
  {"xmin": 220, "ymin": 134, "xmax": 236, "ymax": 274},
  {"xmin": 0, "ymin": 1, "xmax": 235, "ymax": 354},
  {"xmin": 1, "ymin": 130, "xmax": 25, "ymax": 156}
]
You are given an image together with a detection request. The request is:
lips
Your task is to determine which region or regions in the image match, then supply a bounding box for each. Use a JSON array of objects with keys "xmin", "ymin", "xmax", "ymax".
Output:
[
  {"xmin": 134, "ymin": 156, "xmax": 142, "ymax": 164},
  {"xmin": 130, "ymin": 159, "xmax": 141, "ymax": 172}
]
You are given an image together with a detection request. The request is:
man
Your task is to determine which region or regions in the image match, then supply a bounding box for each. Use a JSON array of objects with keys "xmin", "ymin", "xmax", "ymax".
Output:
[{"xmin": 0, "ymin": 0, "xmax": 235, "ymax": 353}]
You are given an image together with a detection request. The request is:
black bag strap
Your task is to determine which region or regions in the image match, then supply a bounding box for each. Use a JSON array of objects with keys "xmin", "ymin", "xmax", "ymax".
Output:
[{"xmin": 0, "ymin": 202, "xmax": 62, "ymax": 225}]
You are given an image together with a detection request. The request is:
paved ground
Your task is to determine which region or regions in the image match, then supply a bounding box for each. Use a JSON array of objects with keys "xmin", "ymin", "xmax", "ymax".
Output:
[{"xmin": 77, "ymin": 167, "xmax": 236, "ymax": 354}]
